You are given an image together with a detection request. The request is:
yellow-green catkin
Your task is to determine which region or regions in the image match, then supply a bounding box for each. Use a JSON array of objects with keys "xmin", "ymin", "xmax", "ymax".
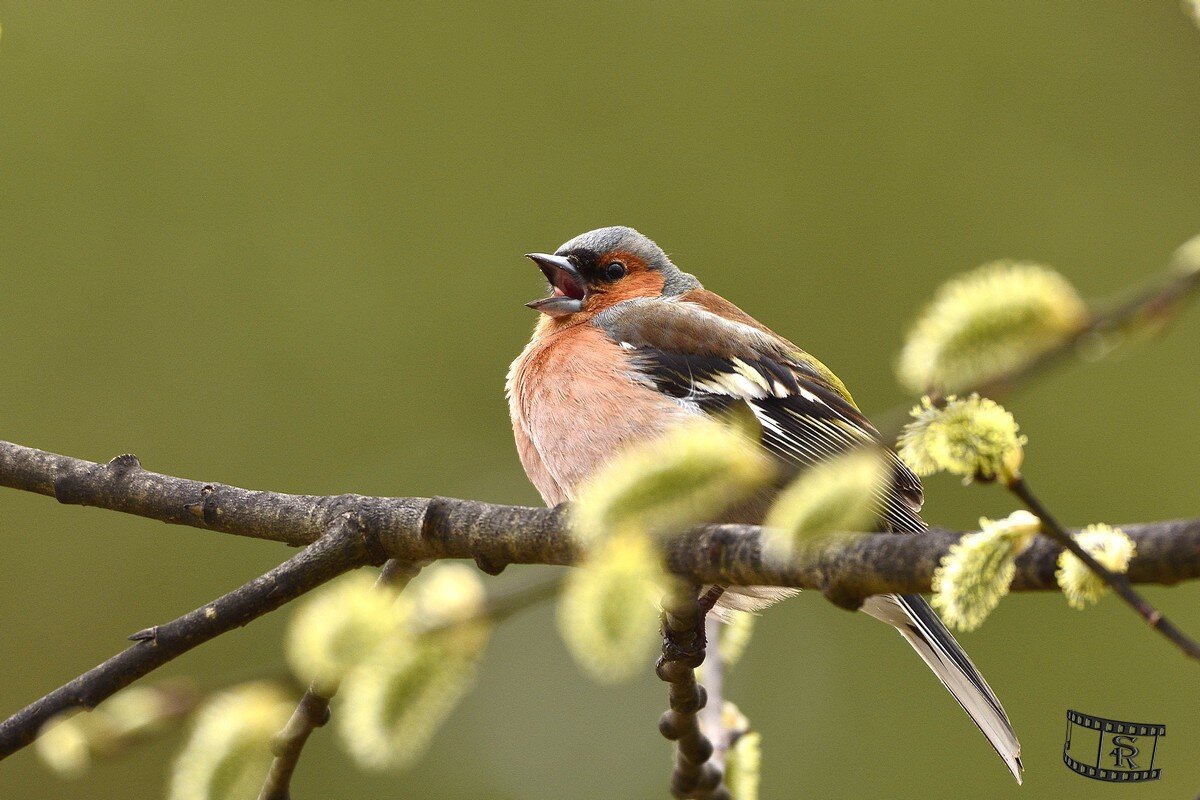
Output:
[
  {"xmin": 897, "ymin": 260, "xmax": 1089, "ymax": 393},
  {"xmin": 931, "ymin": 511, "xmax": 1041, "ymax": 632},
  {"xmin": 36, "ymin": 681, "xmax": 197, "ymax": 779},
  {"xmin": 167, "ymin": 682, "xmax": 293, "ymax": 800},
  {"xmin": 35, "ymin": 713, "xmax": 92, "ymax": 779},
  {"xmin": 101, "ymin": 683, "xmax": 187, "ymax": 740},
  {"xmin": 1185, "ymin": 1, "xmax": 1200, "ymax": 31},
  {"xmin": 761, "ymin": 449, "xmax": 888, "ymax": 564},
  {"xmin": 722, "ymin": 703, "xmax": 761, "ymax": 800},
  {"xmin": 571, "ymin": 418, "xmax": 773, "ymax": 546},
  {"xmin": 335, "ymin": 563, "xmax": 491, "ymax": 772},
  {"xmin": 1056, "ymin": 524, "xmax": 1136, "ymax": 609},
  {"xmin": 1172, "ymin": 232, "xmax": 1200, "ymax": 275},
  {"xmin": 557, "ymin": 531, "xmax": 667, "ymax": 683},
  {"xmin": 410, "ymin": 562, "xmax": 487, "ymax": 629},
  {"xmin": 719, "ymin": 610, "xmax": 756, "ymax": 669},
  {"xmin": 898, "ymin": 395, "xmax": 1026, "ymax": 484},
  {"xmin": 284, "ymin": 571, "xmax": 411, "ymax": 693},
  {"xmin": 337, "ymin": 622, "xmax": 488, "ymax": 772}
]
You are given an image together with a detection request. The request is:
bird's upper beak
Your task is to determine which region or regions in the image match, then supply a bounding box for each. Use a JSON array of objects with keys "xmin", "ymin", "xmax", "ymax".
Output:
[{"xmin": 525, "ymin": 253, "xmax": 586, "ymax": 317}]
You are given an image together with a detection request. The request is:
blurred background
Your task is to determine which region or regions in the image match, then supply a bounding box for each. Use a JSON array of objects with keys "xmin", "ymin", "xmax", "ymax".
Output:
[{"xmin": 1, "ymin": 2, "xmax": 1198, "ymax": 798}]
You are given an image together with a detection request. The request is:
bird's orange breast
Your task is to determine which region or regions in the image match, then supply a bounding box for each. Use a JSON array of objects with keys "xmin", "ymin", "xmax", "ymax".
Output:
[{"xmin": 507, "ymin": 322, "xmax": 694, "ymax": 506}]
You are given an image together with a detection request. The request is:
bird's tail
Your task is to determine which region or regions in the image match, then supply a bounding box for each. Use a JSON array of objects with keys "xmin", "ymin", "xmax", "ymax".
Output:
[{"xmin": 862, "ymin": 592, "xmax": 1023, "ymax": 784}]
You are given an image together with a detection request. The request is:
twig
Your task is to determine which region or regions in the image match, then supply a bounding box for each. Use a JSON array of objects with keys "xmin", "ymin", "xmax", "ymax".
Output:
[
  {"xmin": 257, "ymin": 559, "xmax": 423, "ymax": 800},
  {"xmin": 257, "ymin": 572, "xmax": 562, "ymax": 799},
  {"xmin": 657, "ymin": 583, "xmax": 727, "ymax": 800},
  {"xmin": 257, "ymin": 691, "xmax": 332, "ymax": 800},
  {"xmin": 0, "ymin": 514, "xmax": 380, "ymax": 761},
  {"xmin": 973, "ymin": 258, "xmax": 1200, "ymax": 398},
  {"xmin": 873, "ymin": 256, "xmax": 1200, "ymax": 438},
  {"xmin": 1008, "ymin": 478, "xmax": 1200, "ymax": 662}
]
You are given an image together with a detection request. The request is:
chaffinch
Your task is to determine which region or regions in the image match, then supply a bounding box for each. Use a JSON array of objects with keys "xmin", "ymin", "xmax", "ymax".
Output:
[{"xmin": 507, "ymin": 226, "xmax": 1021, "ymax": 782}]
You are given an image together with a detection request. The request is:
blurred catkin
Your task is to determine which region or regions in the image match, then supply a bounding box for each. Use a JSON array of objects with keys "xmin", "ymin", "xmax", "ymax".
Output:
[
  {"xmin": 897, "ymin": 261, "xmax": 1088, "ymax": 393},
  {"xmin": 335, "ymin": 564, "xmax": 490, "ymax": 771},
  {"xmin": 337, "ymin": 622, "xmax": 489, "ymax": 771},
  {"xmin": 285, "ymin": 572, "xmax": 411, "ymax": 694},
  {"xmin": 557, "ymin": 531, "xmax": 667, "ymax": 682},
  {"xmin": 723, "ymin": 702, "xmax": 761, "ymax": 800},
  {"xmin": 37, "ymin": 681, "xmax": 198, "ymax": 779},
  {"xmin": 718, "ymin": 611, "xmax": 756, "ymax": 669},
  {"xmin": 761, "ymin": 449, "xmax": 888, "ymax": 564},
  {"xmin": 570, "ymin": 418, "xmax": 772, "ymax": 546},
  {"xmin": 167, "ymin": 682, "xmax": 293, "ymax": 800}
]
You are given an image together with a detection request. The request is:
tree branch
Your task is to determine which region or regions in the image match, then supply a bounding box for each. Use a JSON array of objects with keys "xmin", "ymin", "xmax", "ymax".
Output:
[
  {"xmin": 258, "ymin": 559, "xmax": 423, "ymax": 800},
  {"xmin": 663, "ymin": 519, "xmax": 1200, "ymax": 605},
  {"xmin": 1, "ymin": 438, "xmax": 1198, "ymax": 764},
  {"xmin": 1009, "ymin": 478, "xmax": 1200, "ymax": 661},
  {"xmin": 872, "ymin": 249, "xmax": 1200, "ymax": 438},
  {"xmin": 0, "ymin": 514, "xmax": 382, "ymax": 761},
  {"xmin": 4, "ymin": 441, "xmax": 1198, "ymax": 596},
  {"xmin": 657, "ymin": 583, "xmax": 727, "ymax": 800}
]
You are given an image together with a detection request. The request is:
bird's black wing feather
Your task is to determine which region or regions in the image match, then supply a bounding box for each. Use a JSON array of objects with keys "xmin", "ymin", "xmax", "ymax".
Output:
[
  {"xmin": 595, "ymin": 297, "xmax": 1021, "ymax": 779},
  {"xmin": 623, "ymin": 341, "xmax": 925, "ymax": 531}
]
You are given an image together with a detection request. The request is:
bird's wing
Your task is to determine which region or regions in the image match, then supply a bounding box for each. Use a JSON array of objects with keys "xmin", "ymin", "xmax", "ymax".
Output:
[
  {"xmin": 593, "ymin": 294, "xmax": 1023, "ymax": 782},
  {"xmin": 594, "ymin": 295, "xmax": 924, "ymax": 530}
]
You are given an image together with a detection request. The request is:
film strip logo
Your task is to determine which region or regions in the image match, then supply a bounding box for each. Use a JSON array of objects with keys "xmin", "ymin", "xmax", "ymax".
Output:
[{"xmin": 1063, "ymin": 710, "xmax": 1165, "ymax": 782}]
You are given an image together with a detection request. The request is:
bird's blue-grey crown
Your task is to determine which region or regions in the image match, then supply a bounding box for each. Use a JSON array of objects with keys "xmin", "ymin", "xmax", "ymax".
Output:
[{"xmin": 555, "ymin": 226, "xmax": 702, "ymax": 296}]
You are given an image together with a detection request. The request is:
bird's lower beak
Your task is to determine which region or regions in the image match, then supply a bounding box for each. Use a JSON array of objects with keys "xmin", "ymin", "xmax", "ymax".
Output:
[{"xmin": 525, "ymin": 253, "xmax": 586, "ymax": 317}]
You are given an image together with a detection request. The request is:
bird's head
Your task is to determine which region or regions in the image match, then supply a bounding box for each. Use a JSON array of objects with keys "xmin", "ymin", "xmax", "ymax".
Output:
[{"xmin": 524, "ymin": 226, "xmax": 700, "ymax": 318}]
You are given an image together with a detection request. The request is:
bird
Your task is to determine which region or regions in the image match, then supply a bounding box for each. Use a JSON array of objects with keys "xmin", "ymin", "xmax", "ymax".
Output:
[{"xmin": 506, "ymin": 226, "xmax": 1022, "ymax": 782}]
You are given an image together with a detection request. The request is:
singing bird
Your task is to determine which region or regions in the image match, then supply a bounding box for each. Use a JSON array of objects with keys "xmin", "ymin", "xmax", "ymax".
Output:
[{"xmin": 506, "ymin": 226, "xmax": 1021, "ymax": 782}]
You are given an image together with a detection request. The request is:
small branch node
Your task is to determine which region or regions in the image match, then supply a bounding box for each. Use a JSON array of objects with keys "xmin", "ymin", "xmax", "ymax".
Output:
[
  {"xmin": 821, "ymin": 580, "xmax": 866, "ymax": 611},
  {"xmin": 345, "ymin": 513, "xmax": 388, "ymax": 566},
  {"xmin": 184, "ymin": 484, "xmax": 219, "ymax": 523},
  {"xmin": 472, "ymin": 553, "xmax": 509, "ymax": 575},
  {"xmin": 128, "ymin": 626, "xmax": 158, "ymax": 642},
  {"xmin": 106, "ymin": 454, "xmax": 142, "ymax": 475},
  {"xmin": 659, "ymin": 710, "xmax": 683, "ymax": 740}
]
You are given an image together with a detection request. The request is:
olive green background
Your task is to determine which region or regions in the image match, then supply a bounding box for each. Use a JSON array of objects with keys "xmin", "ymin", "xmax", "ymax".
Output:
[{"xmin": 1, "ymin": 3, "xmax": 1198, "ymax": 799}]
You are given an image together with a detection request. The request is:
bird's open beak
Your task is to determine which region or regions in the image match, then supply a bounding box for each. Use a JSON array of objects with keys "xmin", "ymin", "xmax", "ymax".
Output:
[{"xmin": 525, "ymin": 253, "xmax": 586, "ymax": 317}]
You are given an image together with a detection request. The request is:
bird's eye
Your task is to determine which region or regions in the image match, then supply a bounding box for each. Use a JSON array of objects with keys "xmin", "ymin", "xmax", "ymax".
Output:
[{"xmin": 602, "ymin": 262, "xmax": 627, "ymax": 281}]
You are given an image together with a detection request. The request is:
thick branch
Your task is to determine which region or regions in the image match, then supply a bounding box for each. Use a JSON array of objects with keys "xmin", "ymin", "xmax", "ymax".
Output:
[
  {"xmin": 3, "ymin": 441, "xmax": 1197, "ymax": 596},
  {"xmin": 664, "ymin": 520, "xmax": 1200, "ymax": 605}
]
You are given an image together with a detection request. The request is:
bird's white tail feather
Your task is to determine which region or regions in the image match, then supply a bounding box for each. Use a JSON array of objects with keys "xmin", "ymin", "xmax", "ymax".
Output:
[{"xmin": 863, "ymin": 593, "xmax": 1023, "ymax": 784}]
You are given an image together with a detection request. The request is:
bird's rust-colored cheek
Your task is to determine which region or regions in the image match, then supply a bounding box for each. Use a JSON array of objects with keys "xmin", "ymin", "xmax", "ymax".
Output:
[{"xmin": 585, "ymin": 270, "xmax": 666, "ymax": 312}]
